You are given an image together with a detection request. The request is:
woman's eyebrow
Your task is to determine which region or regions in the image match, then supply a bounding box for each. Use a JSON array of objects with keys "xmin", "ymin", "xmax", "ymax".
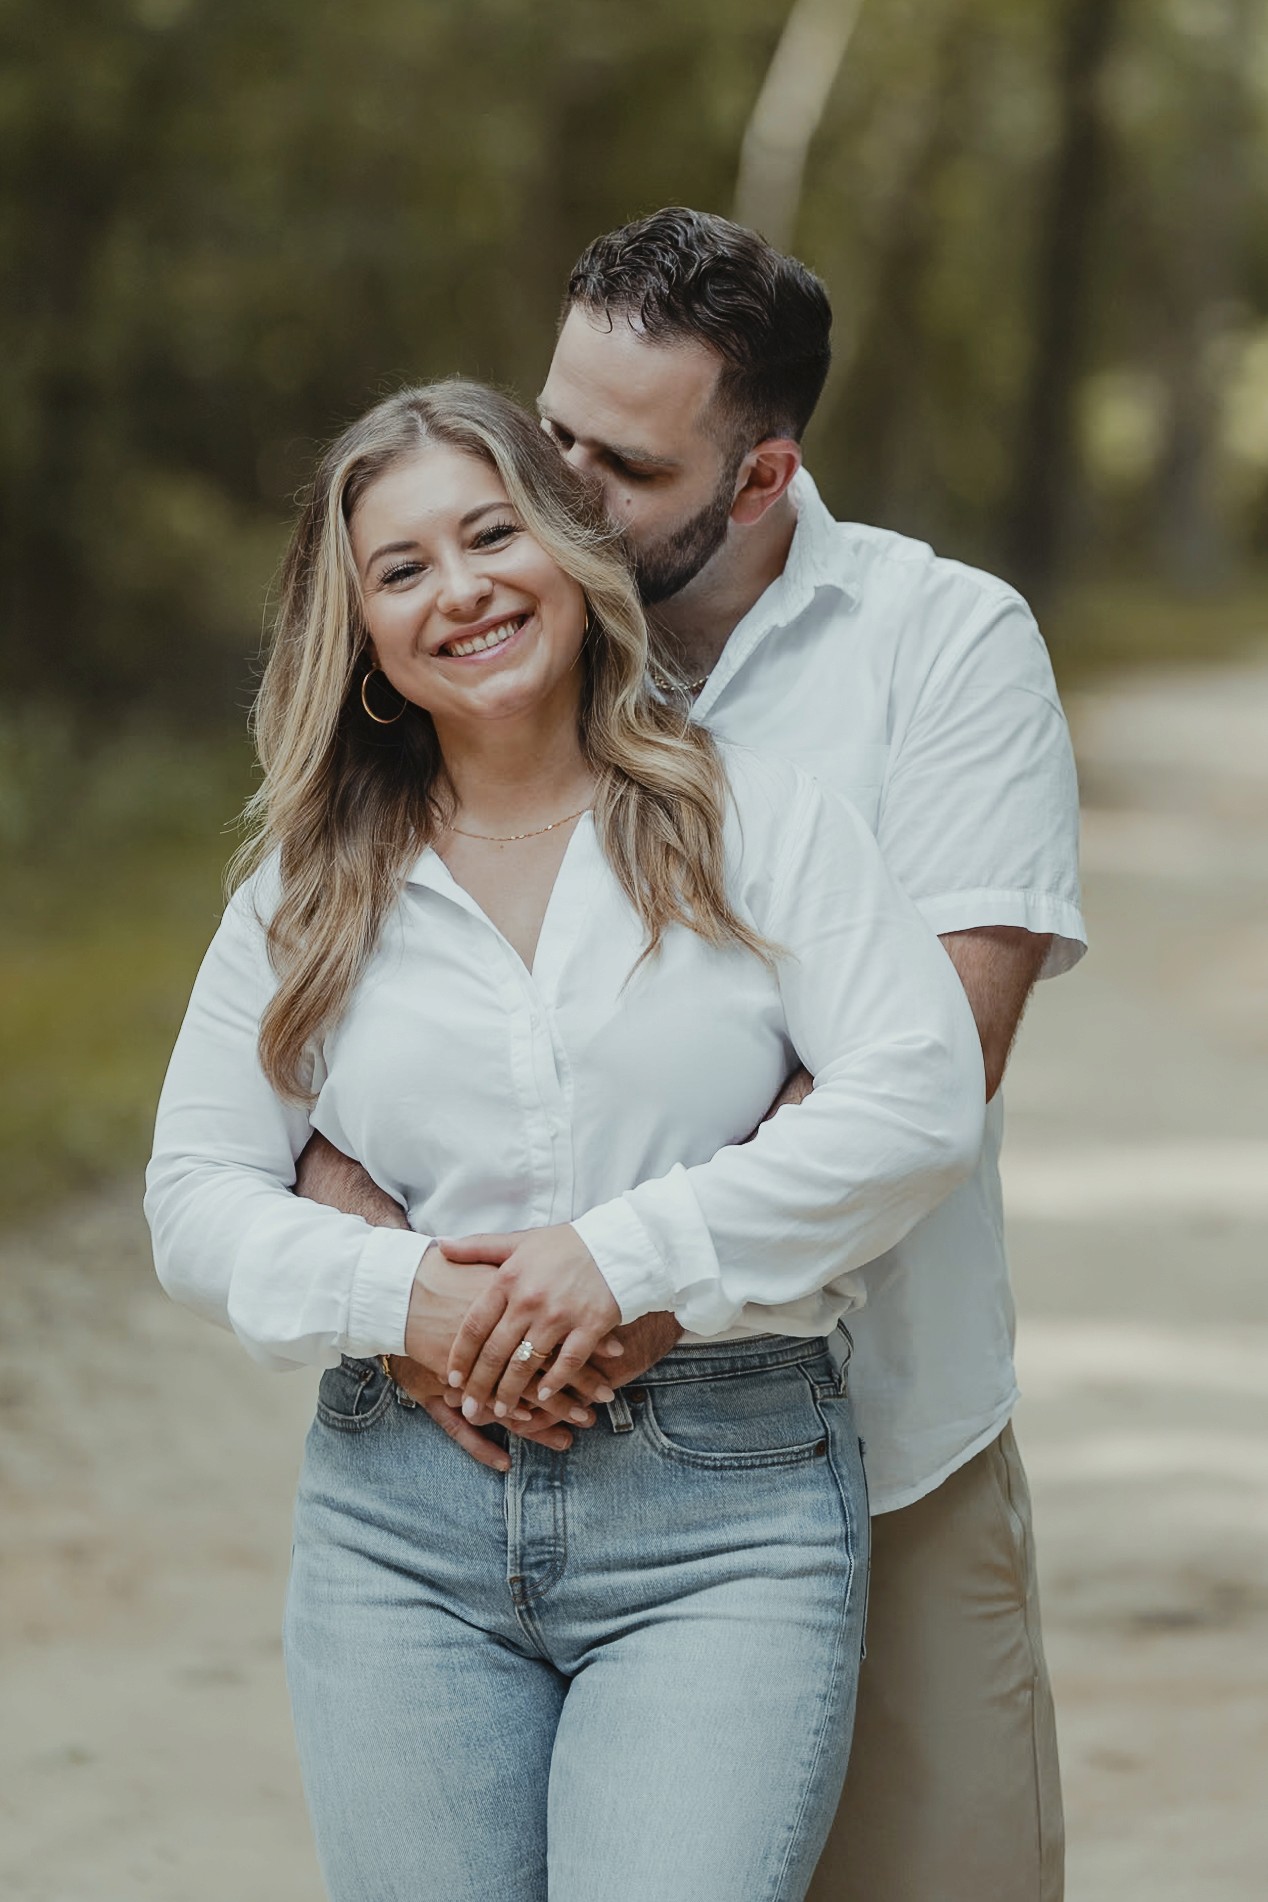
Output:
[
  {"xmin": 364, "ymin": 503, "xmax": 512, "ymax": 573},
  {"xmin": 458, "ymin": 500, "xmax": 514, "ymax": 528},
  {"xmin": 364, "ymin": 538, "xmax": 418, "ymax": 573}
]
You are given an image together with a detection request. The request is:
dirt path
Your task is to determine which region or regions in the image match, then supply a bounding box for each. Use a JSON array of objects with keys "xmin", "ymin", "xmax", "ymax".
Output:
[
  {"xmin": 2, "ymin": 657, "xmax": 1266, "ymax": 1899},
  {"xmin": 1006, "ymin": 657, "xmax": 1268, "ymax": 1900}
]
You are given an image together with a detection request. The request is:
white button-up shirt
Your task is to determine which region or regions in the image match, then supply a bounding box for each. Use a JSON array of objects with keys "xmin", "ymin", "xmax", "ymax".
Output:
[
  {"xmin": 691, "ymin": 473, "xmax": 1086, "ymax": 1510},
  {"xmin": 146, "ymin": 746, "xmax": 985, "ymax": 1387}
]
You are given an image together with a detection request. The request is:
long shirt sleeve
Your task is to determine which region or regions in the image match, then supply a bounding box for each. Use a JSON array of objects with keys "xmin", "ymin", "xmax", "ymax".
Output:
[
  {"xmin": 571, "ymin": 766, "xmax": 986, "ymax": 1337},
  {"xmin": 145, "ymin": 874, "xmax": 430, "ymax": 1370}
]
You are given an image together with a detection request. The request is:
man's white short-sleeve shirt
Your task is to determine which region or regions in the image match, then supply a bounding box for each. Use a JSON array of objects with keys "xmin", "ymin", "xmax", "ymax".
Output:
[{"xmin": 694, "ymin": 472, "xmax": 1086, "ymax": 1512}]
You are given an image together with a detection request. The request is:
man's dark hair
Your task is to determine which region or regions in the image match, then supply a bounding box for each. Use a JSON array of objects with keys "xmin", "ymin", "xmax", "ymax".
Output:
[{"xmin": 565, "ymin": 207, "xmax": 832, "ymax": 452}]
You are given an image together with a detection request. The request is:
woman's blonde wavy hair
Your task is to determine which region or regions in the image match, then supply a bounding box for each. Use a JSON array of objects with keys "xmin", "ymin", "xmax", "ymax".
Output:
[{"xmin": 233, "ymin": 379, "xmax": 770, "ymax": 1100}]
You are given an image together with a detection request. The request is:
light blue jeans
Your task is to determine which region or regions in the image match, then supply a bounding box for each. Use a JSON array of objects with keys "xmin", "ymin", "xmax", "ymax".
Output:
[{"xmin": 284, "ymin": 1333, "xmax": 868, "ymax": 1902}]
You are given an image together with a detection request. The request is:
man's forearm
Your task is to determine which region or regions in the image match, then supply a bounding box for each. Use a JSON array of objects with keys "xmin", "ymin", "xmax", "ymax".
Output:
[
  {"xmin": 938, "ymin": 926, "xmax": 1052, "ymax": 1099},
  {"xmin": 294, "ymin": 1131, "xmax": 408, "ymax": 1228}
]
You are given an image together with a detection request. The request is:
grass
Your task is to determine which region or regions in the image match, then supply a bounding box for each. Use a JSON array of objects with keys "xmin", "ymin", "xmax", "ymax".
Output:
[
  {"xmin": 3, "ymin": 572, "xmax": 1267, "ymax": 1230},
  {"xmin": 0, "ymin": 717, "xmax": 254, "ymax": 1226}
]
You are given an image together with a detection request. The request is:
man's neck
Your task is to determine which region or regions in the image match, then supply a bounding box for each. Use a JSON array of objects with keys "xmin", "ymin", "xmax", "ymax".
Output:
[{"xmin": 650, "ymin": 492, "xmax": 798, "ymax": 682}]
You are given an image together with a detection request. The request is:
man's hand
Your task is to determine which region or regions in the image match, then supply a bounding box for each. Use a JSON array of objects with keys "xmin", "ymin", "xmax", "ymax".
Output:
[
  {"xmin": 938, "ymin": 926, "xmax": 1052, "ymax": 1100},
  {"xmin": 592, "ymin": 1310, "xmax": 684, "ymax": 1384},
  {"xmin": 383, "ymin": 1358, "xmax": 579, "ymax": 1472}
]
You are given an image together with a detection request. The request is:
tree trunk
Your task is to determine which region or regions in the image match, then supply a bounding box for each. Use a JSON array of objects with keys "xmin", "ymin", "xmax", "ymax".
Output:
[
  {"xmin": 1151, "ymin": 0, "xmax": 1255, "ymax": 591},
  {"xmin": 1002, "ymin": 0, "xmax": 1122, "ymax": 605},
  {"xmin": 733, "ymin": 0, "xmax": 864, "ymax": 248}
]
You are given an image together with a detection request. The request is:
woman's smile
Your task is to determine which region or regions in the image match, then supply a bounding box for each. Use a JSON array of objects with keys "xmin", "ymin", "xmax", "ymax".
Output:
[{"xmin": 435, "ymin": 609, "xmax": 533, "ymax": 662}]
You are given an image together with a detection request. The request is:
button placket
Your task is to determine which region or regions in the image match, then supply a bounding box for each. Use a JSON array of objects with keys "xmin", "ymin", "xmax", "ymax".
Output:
[{"xmin": 510, "ymin": 954, "xmax": 575, "ymax": 1226}]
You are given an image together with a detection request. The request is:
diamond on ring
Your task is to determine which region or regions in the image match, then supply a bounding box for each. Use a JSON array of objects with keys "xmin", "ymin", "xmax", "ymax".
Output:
[{"xmin": 513, "ymin": 1339, "xmax": 536, "ymax": 1364}]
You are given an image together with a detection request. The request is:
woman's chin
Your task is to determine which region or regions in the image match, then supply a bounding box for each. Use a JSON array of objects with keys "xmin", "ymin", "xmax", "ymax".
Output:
[{"xmin": 428, "ymin": 665, "xmax": 581, "ymax": 731}]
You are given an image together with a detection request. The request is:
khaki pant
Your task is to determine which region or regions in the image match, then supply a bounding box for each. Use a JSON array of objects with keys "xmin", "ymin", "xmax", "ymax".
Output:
[{"xmin": 808, "ymin": 1425, "xmax": 1064, "ymax": 1902}]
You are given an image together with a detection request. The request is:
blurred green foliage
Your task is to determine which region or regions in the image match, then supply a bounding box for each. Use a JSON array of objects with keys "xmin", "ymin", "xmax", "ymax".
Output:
[
  {"xmin": 5, "ymin": 0, "xmax": 1268, "ymax": 1223},
  {"xmin": 5, "ymin": 0, "xmax": 1268, "ymax": 721},
  {"xmin": 0, "ymin": 714, "xmax": 252, "ymax": 1219}
]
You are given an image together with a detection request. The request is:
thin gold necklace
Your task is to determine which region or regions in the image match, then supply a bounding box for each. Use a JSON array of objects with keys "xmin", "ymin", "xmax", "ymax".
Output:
[
  {"xmin": 449, "ymin": 803, "xmax": 592, "ymax": 843},
  {"xmin": 651, "ymin": 669, "xmax": 710, "ymax": 695}
]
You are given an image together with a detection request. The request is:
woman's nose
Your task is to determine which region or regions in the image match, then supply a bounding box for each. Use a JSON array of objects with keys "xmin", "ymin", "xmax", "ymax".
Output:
[{"xmin": 434, "ymin": 553, "xmax": 494, "ymax": 615}]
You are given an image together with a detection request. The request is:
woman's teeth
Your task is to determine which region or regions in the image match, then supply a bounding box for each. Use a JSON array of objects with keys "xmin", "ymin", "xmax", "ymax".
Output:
[{"xmin": 444, "ymin": 616, "xmax": 524, "ymax": 658}]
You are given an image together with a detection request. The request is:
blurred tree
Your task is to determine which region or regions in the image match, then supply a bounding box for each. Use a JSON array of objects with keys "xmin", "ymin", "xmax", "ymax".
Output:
[
  {"xmin": 1002, "ymin": 0, "xmax": 1123, "ymax": 603},
  {"xmin": 733, "ymin": 0, "xmax": 864, "ymax": 248},
  {"xmin": 1147, "ymin": 0, "xmax": 1257, "ymax": 590},
  {"xmin": 2, "ymin": 0, "xmax": 1266, "ymax": 723}
]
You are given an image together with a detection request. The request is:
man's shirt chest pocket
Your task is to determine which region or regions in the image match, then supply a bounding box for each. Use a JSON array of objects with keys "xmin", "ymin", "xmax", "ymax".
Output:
[{"xmin": 782, "ymin": 744, "xmax": 891, "ymax": 836}]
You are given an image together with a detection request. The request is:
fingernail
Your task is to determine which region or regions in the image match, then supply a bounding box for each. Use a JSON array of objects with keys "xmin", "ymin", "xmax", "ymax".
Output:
[
  {"xmin": 461, "ymin": 1396, "xmax": 479, "ymax": 1421},
  {"xmin": 495, "ymin": 1459, "xmax": 510, "ymax": 1472},
  {"xmin": 493, "ymin": 1402, "xmax": 507, "ymax": 1418},
  {"xmin": 569, "ymin": 1406, "xmax": 589, "ymax": 1424},
  {"xmin": 596, "ymin": 1386, "xmax": 615, "ymax": 1403},
  {"xmin": 511, "ymin": 1407, "xmax": 533, "ymax": 1422},
  {"xmin": 447, "ymin": 1372, "xmax": 462, "ymax": 1388},
  {"xmin": 537, "ymin": 1385, "xmax": 553, "ymax": 1400}
]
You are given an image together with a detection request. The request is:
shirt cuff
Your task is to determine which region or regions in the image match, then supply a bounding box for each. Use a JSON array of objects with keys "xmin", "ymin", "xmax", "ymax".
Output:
[
  {"xmin": 345, "ymin": 1226, "xmax": 433, "ymax": 1357},
  {"xmin": 913, "ymin": 887, "xmax": 1087, "ymax": 978},
  {"xmin": 571, "ymin": 1200, "xmax": 677, "ymax": 1324}
]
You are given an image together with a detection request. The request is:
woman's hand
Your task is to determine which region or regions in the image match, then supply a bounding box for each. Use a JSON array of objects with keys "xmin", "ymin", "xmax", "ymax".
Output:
[
  {"xmin": 403, "ymin": 1243, "xmax": 500, "ymax": 1376},
  {"xmin": 400, "ymin": 1240, "xmax": 616, "ymax": 1433},
  {"xmin": 442, "ymin": 1226, "xmax": 622, "ymax": 1419}
]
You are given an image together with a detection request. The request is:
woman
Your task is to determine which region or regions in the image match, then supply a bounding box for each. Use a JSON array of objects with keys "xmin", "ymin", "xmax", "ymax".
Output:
[{"xmin": 145, "ymin": 381, "xmax": 984, "ymax": 1902}]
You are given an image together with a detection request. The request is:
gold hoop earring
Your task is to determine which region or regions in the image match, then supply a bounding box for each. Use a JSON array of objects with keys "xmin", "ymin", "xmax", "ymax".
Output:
[{"xmin": 360, "ymin": 668, "xmax": 408, "ymax": 725}]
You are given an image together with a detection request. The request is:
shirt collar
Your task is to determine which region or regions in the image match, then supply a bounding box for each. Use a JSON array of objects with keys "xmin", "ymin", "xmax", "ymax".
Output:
[
  {"xmin": 778, "ymin": 468, "xmax": 859, "ymax": 618},
  {"xmin": 692, "ymin": 468, "xmax": 857, "ymax": 720}
]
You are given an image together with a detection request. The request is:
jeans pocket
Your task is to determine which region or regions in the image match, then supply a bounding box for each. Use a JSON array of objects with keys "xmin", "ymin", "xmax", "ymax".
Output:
[
  {"xmin": 639, "ymin": 1362, "xmax": 833, "ymax": 1470},
  {"xmin": 316, "ymin": 1356, "xmax": 395, "ymax": 1432}
]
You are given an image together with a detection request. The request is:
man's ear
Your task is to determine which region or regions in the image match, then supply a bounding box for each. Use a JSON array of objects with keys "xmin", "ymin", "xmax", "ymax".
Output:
[{"xmin": 730, "ymin": 439, "xmax": 802, "ymax": 526}]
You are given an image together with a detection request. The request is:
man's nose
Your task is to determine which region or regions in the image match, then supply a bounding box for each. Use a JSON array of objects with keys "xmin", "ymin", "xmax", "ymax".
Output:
[
  {"xmin": 558, "ymin": 441, "xmax": 616, "ymax": 508},
  {"xmin": 558, "ymin": 438, "xmax": 592, "ymax": 476}
]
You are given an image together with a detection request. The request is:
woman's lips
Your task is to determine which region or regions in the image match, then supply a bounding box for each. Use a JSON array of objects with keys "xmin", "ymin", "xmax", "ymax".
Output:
[{"xmin": 438, "ymin": 613, "xmax": 531, "ymax": 661}]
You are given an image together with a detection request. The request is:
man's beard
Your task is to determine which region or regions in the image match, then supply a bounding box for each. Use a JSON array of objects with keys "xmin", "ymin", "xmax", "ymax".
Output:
[{"xmin": 628, "ymin": 473, "xmax": 737, "ymax": 606}]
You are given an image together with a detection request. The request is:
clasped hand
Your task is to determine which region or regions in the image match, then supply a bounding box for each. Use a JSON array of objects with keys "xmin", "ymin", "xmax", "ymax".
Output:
[{"xmin": 439, "ymin": 1224, "xmax": 623, "ymax": 1419}]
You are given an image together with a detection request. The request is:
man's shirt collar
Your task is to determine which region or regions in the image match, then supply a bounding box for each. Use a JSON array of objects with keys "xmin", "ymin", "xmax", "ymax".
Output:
[{"xmin": 693, "ymin": 468, "xmax": 856, "ymax": 721}]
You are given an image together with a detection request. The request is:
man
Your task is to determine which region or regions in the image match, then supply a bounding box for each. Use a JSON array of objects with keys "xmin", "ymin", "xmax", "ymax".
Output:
[{"xmin": 301, "ymin": 207, "xmax": 1084, "ymax": 1899}]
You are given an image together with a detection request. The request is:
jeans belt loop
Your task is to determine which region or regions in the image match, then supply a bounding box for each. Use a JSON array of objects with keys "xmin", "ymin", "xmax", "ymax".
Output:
[{"xmin": 605, "ymin": 1390, "xmax": 635, "ymax": 1434}]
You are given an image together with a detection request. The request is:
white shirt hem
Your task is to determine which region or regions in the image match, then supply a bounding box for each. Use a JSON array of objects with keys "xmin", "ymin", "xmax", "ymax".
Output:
[{"xmin": 866, "ymin": 1388, "xmax": 1019, "ymax": 1515}]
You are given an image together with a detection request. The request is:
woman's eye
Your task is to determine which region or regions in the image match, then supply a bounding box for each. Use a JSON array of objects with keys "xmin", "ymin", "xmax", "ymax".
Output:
[
  {"xmin": 473, "ymin": 521, "xmax": 519, "ymax": 548},
  {"xmin": 380, "ymin": 562, "xmax": 423, "ymax": 586}
]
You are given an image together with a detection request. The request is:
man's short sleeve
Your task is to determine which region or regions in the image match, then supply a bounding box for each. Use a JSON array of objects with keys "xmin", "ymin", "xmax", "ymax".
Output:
[{"xmin": 876, "ymin": 587, "xmax": 1086, "ymax": 978}]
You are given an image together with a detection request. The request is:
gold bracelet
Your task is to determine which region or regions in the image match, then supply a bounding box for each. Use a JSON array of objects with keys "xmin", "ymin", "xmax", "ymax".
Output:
[{"xmin": 380, "ymin": 1354, "xmax": 394, "ymax": 1382}]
